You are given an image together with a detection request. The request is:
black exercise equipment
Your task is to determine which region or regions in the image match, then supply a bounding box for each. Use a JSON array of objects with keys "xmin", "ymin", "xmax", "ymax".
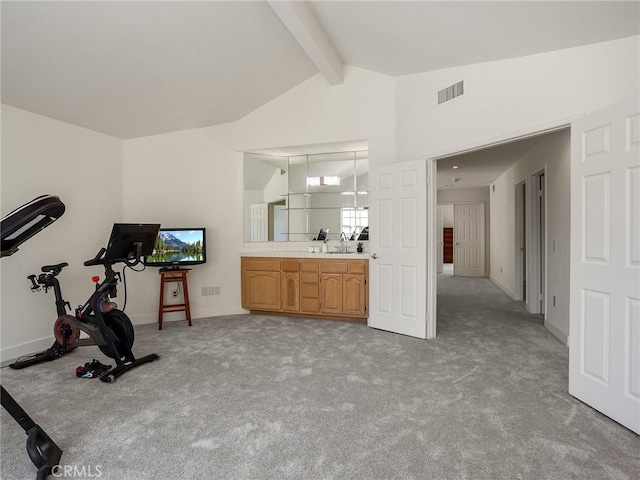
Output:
[
  {"xmin": 1, "ymin": 194, "xmax": 66, "ymax": 480},
  {"xmin": 10, "ymin": 222, "xmax": 161, "ymax": 383},
  {"xmin": 2, "ymin": 195, "xmax": 161, "ymax": 479}
]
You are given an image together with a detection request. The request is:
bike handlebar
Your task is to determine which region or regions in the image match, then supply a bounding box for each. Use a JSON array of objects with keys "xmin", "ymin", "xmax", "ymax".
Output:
[
  {"xmin": 83, "ymin": 248, "xmax": 106, "ymax": 267},
  {"xmin": 84, "ymin": 243, "xmax": 144, "ymax": 268}
]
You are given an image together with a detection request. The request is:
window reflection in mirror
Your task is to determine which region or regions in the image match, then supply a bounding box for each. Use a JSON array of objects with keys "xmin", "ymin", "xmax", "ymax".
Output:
[{"xmin": 243, "ymin": 148, "xmax": 369, "ymax": 243}]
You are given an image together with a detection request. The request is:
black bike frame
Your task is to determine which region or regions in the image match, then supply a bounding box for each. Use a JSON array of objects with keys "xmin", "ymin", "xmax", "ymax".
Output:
[{"xmin": 76, "ymin": 264, "xmax": 131, "ymax": 366}]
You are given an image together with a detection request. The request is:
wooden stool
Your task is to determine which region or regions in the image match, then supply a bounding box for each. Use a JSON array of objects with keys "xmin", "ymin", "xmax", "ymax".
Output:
[{"xmin": 158, "ymin": 269, "xmax": 192, "ymax": 330}]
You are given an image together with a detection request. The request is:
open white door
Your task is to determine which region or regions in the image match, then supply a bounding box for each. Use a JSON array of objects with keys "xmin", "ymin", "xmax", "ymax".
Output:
[
  {"xmin": 569, "ymin": 97, "xmax": 640, "ymax": 434},
  {"xmin": 368, "ymin": 159, "xmax": 427, "ymax": 339},
  {"xmin": 453, "ymin": 203, "xmax": 485, "ymax": 276},
  {"xmin": 437, "ymin": 206, "xmax": 444, "ymax": 274}
]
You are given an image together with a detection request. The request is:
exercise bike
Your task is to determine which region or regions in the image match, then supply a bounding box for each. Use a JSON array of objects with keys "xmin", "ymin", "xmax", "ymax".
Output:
[{"xmin": 10, "ymin": 223, "xmax": 161, "ymax": 384}]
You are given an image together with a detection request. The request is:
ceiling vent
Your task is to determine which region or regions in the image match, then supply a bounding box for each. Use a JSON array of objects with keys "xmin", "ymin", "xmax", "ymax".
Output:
[{"xmin": 438, "ymin": 81, "xmax": 464, "ymax": 104}]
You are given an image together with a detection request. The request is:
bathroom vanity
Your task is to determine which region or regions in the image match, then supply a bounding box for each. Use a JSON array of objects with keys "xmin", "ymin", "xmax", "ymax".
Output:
[{"xmin": 241, "ymin": 254, "xmax": 368, "ymax": 322}]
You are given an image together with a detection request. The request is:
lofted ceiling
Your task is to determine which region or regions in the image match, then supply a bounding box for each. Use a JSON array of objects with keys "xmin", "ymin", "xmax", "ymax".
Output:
[
  {"xmin": 2, "ymin": 1, "xmax": 638, "ymax": 141},
  {"xmin": 1, "ymin": 2, "xmax": 638, "ymax": 191}
]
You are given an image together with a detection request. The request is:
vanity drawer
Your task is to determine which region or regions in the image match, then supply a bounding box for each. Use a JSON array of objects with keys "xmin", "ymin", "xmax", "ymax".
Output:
[
  {"xmin": 348, "ymin": 261, "xmax": 367, "ymax": 275},
  {"xmin": 282, "ymin": 259, "xmax": 300, "ymax": 272},
  {"xmin": 301, "ymin": 272, "xmax": 319, "ymax": 284},
  {"xmin": 320, "ymin": 261, "xmax": 348, "ymax": 274},
  {"xmin": 300, "ymin": 260, "xmax": 319, "ymax": 272},
  {"xmin": 242, "ymin": 258, "xmax": 280, "ymax": 272}
]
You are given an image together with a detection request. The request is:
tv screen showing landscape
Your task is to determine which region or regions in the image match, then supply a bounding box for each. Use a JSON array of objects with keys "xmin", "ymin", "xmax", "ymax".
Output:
[{"xmin": 144, "ymin": 228, "xmax": 206, "ymax": 267}]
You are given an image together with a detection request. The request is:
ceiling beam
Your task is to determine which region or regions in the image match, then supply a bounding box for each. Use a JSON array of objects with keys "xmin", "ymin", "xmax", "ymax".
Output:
[{"xmin": 267, "ymin": 1, "xmax": 343, "ymax": 85}]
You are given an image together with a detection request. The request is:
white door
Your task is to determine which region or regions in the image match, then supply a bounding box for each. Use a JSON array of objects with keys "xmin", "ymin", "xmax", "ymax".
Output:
[
  {"xmin": 250, "ymin": 203, "xmax": 268, "ymax": 242},
  {"xmin": 569, "ymin": 97, "xmax": 640, "ymax": 434},
  {"xmin": 437, "ymin": 206, "xmax": 444, "ymax": 274},
  {"xmin": 369, "ymin": 159, "xmax": 427, "ymax": 339},
  {"xmin": 515, "ymin": 182, "xmax": 527, "ymax": 301},
  {"xmin": 453, "ymin": 203, "xmax": 485, "ymax": 276}
]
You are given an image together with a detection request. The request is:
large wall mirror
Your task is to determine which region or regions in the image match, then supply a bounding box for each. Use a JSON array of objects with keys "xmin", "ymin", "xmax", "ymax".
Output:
[{"xmin": 243, "ymin": 142, "xmax": 369, "ymax": 242}]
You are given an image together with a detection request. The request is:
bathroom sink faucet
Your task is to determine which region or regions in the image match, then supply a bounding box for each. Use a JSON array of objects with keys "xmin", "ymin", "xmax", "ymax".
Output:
[{"xmin": 340, "ymin": 232, "xmax": 348, "ymax": 252}]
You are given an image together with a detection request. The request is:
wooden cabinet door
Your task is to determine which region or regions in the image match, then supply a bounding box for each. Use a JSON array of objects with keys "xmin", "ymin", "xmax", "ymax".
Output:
[
  {"xmin": 320, "ymin": 273, "xmax": 343, "ymax": 315},
  {"xmin": 343, "ymin": 274, "xmax": 366, "ymax": 317},
  {"xmin": 281, "ymin": 272, "xmax": 300, "ymax": 312},
  {"xmin": 244, "ymin": 271, "xmax": 281, "ymax": 310}
]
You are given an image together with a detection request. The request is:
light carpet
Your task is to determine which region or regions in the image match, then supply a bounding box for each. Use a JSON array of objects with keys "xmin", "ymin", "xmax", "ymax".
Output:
[{"xmin": 1, "ymin": 274, "xmax": 638, "ymax": 479}]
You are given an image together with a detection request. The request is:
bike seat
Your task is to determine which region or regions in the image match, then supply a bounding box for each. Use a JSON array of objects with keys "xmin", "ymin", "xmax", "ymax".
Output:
[{"xmin": 41, "ymin": 262, "xmax": 68, "ymax": 273}]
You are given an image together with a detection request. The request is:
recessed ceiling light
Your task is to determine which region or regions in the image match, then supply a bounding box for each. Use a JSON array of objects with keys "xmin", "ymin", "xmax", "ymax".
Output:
[{"xmin": 451, "ymin": 165, "xmax": 459, "ymax": 169}]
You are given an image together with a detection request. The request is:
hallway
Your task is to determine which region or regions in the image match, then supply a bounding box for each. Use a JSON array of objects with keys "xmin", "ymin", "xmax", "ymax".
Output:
[
  {"xmin": 437, "ymin": 272, "xmax": 543, "ymax": 338},
  {"xmin": 434, "ymin": 273, "xmax": 638, "ymax": 477}
]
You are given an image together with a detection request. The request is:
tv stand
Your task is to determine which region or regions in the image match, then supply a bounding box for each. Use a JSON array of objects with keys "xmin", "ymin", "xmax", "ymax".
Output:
[{"xmin": 158, "ymin": 269, "xmax": 192, "ymax": 330}]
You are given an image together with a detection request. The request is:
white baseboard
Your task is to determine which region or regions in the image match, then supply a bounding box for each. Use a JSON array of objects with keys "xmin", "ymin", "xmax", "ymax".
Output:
[
  {"xmin": 128, "ymin": 306, "xmax": 247, "ymax": 326},
  {"xmin": 0, "ymin": 335, "xmax": 55, "ymax": 366},
  {"xmin": 1, "ymin": 307, "xmax": 248, "ymax": 364},
  {"xmin": 489, "ymin": 275, "xmax": 515, "ymax": 299},
  {"xmin": 544, "ymin": 320, "xmax": 568, "ymax": 346}
]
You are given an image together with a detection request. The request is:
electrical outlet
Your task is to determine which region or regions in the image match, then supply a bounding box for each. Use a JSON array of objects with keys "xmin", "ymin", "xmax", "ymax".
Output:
[{"xmin": 202, "ymin": 286, "xmax": 220, "ymax": 296}]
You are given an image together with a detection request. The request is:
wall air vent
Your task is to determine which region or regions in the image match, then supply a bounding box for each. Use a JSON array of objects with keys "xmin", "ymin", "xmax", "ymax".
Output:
[{"xmin": 438, "ymin": 81, "xmax": 464, "ymax": 104}]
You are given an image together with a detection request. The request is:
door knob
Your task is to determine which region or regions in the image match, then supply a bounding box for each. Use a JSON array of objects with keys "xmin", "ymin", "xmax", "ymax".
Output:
[{"xmin": 371, "ymin": 253, "xmax": 378, "ymax": 259}]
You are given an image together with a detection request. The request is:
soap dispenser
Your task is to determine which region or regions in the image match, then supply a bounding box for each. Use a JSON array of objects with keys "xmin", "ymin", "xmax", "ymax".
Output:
[{"xmin": 321, "ymin": 239, "xmax": 328, "ymax": 253}]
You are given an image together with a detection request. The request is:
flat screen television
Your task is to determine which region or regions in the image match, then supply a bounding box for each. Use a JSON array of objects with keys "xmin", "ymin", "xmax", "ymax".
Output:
[{"xmin": 144, "ymin": 228, "xmax": 206, "ymax": 268}]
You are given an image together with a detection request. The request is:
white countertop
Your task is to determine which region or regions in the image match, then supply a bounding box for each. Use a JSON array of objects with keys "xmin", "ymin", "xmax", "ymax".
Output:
[{"xmin": 240, "ymin": 251, "xmax": 369, "ymax": 259}]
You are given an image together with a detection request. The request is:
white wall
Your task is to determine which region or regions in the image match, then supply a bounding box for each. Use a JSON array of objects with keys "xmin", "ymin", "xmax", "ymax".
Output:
[
  {"xmin": 396, "ymin": 36, "xmax": 639, "ymax": 161},
  {"xmin": 121, "ymin": 123, "xmax": 244, "ymax": 325},
  {"xmin": 1, "ymin": 105, "xmax": 123, "ymax": 359},
  {"xmin": 437, "ymin": 187, "xmax": 491, "ymax": 275},
  {"xmin": 439, "ymin": 204, "xmax": 454, "ymax": 228},
  {"xmin": 263, "ymin": 169, "xmax": 288, "ymax": 204},
  {"xmin": 489, "ymin": 129, "xmax": 571, "ymax": 344},
  {"xmin": 233, "ymin": 66, "xmax": 397, "ymax": 170}
]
